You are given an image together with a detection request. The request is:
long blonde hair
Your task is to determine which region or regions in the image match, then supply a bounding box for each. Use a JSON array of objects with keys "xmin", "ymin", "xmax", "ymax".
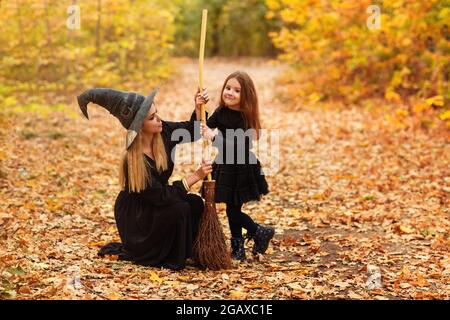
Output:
[{"xmin": 119, "ymin": 132, "xmax": 168, "ymax": 192}]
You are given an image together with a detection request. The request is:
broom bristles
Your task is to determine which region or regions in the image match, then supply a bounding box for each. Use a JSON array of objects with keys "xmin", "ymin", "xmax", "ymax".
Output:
[{"xmin": 193, "ymin": 180, "xmax": 232, "ymax": 270}]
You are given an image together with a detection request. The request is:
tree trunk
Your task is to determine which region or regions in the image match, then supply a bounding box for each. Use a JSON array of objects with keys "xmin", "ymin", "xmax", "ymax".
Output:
[
  {"xmin": 65, "ymin": 0, "xmax": 78, "ymax": 91},
  {"xmin": 15, "ymin": 0, "xmax": 28, "ymax": 81},
  {"xmin": 96, "ymin": 0, "xmax": 102, "ymax": 57},
  {"xmin": 15, "ymin": 0, "xmax": 24, "ymax": 47},
  {"xmin": 45, "ymin": 0, "xmax": 52, "ymax": 47},
  {"xmin": 211, "ymin": 5, "xmax": 222, "ymax": 56}
]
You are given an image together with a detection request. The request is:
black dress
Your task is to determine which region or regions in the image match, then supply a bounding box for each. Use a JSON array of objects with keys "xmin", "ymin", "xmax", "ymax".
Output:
[
  {"xmin": 205, "ymin": 106, "xmax": 269, "ymax": 206},
  {"xmin": 99, "ymin": 111, "xmax": 204, "ymax": 270}
]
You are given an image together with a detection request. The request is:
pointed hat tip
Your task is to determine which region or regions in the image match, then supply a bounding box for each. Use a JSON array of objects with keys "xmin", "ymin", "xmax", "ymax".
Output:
[{"xmin": 77, "ymin": 94, "xmax": 89, "ymax": 119}]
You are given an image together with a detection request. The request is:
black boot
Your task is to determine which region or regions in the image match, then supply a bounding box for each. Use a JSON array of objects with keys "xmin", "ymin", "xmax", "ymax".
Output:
[
  {"xmin": 230, "ymin": 237, "xmax": 246, "ymax": 261},
  {"xmin": 250, "ymin": 225, "xmax": 275, "ymax": 255}
]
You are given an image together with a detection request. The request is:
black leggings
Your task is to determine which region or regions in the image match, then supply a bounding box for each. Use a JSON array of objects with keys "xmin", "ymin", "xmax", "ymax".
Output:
[{"xmin": 226, "ymin": 203, "xmax": 258, "ymax": 238}]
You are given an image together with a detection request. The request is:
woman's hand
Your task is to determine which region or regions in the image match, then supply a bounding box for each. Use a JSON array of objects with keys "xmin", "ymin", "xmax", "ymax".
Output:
[
  {"xmin": 184, "ymin": 159, "xmax": 213, "ymax": 188},
  {"xmin": 194, "ymin": 159, "xmax": 213, "ymax": 180},
  {"xmin": 200, "ymin": 123, "xmax": 216, "ymax": 141}
]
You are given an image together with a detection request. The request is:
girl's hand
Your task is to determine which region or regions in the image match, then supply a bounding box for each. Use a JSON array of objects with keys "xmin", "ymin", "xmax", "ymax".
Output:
[
  {"xmin": 194, "ymin": 88, "xmax": 209, "ymax": 110},
  {"xmin": 194, "ymin": 159, "xmax": 213, "ymax": 180},
  {"xmin": 200, "ymin": 123, "xmax": 216, "ymax": 141}
]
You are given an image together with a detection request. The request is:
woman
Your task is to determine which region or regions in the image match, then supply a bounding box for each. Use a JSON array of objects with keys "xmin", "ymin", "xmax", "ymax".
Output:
[{"xmin": 77, "ymin": 87, "xmax": 211, "ymax": 270}]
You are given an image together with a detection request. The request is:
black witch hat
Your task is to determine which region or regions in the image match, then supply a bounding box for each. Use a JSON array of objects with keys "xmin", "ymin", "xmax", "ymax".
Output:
[{"xmin": 77, "ymin": 88, "xmax": 158, "ymax": 149}]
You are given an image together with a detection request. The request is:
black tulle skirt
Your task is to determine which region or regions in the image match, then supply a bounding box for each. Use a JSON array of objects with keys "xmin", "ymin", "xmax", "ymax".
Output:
[{"xmin": 202, "ymin": 160, "xmax": 269, "ymax": 206}]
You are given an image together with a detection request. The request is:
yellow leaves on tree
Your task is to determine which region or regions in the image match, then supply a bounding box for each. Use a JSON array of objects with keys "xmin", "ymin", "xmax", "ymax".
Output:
[
  {"xmin": 266, "ymin": 0, "xmax": 449, "ymax": 107},
  {"xmin": 0, "ymin": 0, "xmax": 175, "ymax": 107}
]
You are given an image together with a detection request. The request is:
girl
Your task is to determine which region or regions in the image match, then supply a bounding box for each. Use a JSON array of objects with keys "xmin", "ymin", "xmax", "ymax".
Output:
[
  {"xmin": 77, "ymin": 87, "xmax": 212, "ymax": 270},
  {"xmin": 200, "ymin": 71, "xmax": 274, "ymax": 261}
]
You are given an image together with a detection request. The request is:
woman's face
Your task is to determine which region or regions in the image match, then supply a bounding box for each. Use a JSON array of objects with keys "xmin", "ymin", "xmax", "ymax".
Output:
[
  {"xmin": 222, "ymin": 77, "xmax": 241, "ymax": 108},
  {"xmin": 141, "ymin": 103, "xmax": 162, "ymax": 134}
]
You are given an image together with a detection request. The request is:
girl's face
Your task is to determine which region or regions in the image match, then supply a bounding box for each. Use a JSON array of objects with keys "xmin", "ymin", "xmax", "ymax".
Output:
[
  {"xmin": 222, "ymin": 78, "xmax": 241, "ymax": 108},
  {"xmin": 141, "ymin": 103, "xmax": 162, "ymax": 134}
]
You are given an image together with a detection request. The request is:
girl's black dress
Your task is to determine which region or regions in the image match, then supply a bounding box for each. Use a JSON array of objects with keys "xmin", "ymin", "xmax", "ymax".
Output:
[
  {"xmin": 99, "ymin": 111, "xmax": 204, "ymax": 270},
  {"xmin": 205, "ymin": 106, "xmax": 269, "ymax": 206}
]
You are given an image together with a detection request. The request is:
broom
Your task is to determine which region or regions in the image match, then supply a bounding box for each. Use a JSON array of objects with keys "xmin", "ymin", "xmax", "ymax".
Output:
[{"xmin": 192, "ymin": 9, "xmax": 232, "ymax": 270}]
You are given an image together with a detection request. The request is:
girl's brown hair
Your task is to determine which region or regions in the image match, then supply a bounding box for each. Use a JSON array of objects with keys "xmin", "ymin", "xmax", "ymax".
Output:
[
  {"xmin": 119, "ymin": 132, "xmax": 168, "ymax": 192},
  {"xmin": 219, "ymin": 71, "xmax": 261, "ymax": 139}
]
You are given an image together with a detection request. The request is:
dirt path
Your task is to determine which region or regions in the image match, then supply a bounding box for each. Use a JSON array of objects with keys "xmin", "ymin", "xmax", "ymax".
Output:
[{"xmin": 0, "ymin": 58, "xmax": 449, "ymax": 300}]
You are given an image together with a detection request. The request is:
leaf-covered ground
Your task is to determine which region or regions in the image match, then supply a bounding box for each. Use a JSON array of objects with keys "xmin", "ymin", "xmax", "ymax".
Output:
[{"xmin": 0, "ymin": 58, "xmax": 449, "ymax": 300}]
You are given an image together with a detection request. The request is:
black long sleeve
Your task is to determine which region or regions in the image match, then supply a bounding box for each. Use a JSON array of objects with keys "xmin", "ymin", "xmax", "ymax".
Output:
[{"xmin": 163, "ymin": 110, "xmax": 201, "ymax": 144}]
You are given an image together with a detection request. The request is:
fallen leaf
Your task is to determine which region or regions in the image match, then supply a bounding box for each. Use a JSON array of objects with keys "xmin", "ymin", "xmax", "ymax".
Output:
[
  {"xmin": 400, "ymin": 283, "xmax": 412, "ymax": 289},
  {"xmin": 398, "ymin": 225, "xmax": 414, "ymax": 234},
  {"xmin": 18, "ymin": 286, "xmax": 31, "ymax": 294},
  {"xmin": 411, "ymin": 275, "xmax": 430, "ymax": 287},
  {"xmin": 347, "ymin": 291, "xmax": 363, "ymax": 299},
  {"xmin": 17, "ymin": 212, "xmax": 30, "ymax": 220},
  {"xmin": 106, "ymin": 255, "xmax": 119, "ymax": 261},
  {"xmin": 287, "ymin": 282, "xmax": 303, "ymax": 290},
  {"xmin": 6, "ymin": 265, "xmax": 26, "ymax": 276},
  {"xmin": 107, "ymin": 292, "xmax": 120, "ymax": 300},
  {"xmin": 186, "ymin": 284, "xmax": 199, "ymax": 291},
  {"xmin": 229, "ymin": 289, "xmax": 247, "ymax": 299},
  {"xmin": 149, "ymin": 271, "xmax": 164, "ymax": 283}
]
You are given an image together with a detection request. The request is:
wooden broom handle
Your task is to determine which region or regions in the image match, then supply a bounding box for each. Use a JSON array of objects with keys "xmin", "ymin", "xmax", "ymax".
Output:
[
  {"xmin": 198, "ymin": 9, "xmax": 212, "ymax": 181},
  {"xmin": 199, "ymin": 9, "xmax": 207, "ymax": 105}
]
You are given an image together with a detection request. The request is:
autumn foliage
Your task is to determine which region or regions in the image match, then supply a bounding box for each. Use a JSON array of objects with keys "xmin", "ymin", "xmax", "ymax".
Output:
[
  {"xmin": 0, "ymin": 0, "xmax": 175, "ymax": 105},
  {"xmin": 266, "ymin": 0, "xmax": 449, "ymax": 124}
]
